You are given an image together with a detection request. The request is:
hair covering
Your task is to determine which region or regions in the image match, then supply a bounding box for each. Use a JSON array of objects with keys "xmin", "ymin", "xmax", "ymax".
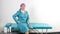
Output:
[{"xmin": 20, "ymin": 3, "xmax": 25, "ymax": 7}]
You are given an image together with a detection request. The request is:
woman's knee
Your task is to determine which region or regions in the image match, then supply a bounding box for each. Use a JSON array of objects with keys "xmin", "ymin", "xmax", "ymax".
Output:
[{"xmin": 25, "ymin": 31, "xmax": 29, "ymax": 34}]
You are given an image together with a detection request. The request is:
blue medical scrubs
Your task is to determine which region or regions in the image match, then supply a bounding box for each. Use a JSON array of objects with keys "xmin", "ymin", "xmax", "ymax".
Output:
[{"xmin": 13, "ymin": 9, "xmax": 29, "ymax": 33}]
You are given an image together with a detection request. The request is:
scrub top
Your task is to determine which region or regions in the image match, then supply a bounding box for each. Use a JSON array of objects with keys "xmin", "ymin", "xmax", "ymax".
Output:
[{"xmin": 13, "ymin": 9, "xmax": 29, "ymax": 33}]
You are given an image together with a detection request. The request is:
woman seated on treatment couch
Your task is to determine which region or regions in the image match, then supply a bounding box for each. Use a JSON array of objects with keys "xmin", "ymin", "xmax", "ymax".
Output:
[{"xmin": 13, "ymin": 3, "xmax": 29, "ymax": 34}]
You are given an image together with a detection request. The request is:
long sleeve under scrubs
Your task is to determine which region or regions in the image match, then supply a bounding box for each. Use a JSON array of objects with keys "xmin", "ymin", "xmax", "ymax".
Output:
[{"xmin": 13, "ymin": 9, "xmax": 29, "ymax": 33}]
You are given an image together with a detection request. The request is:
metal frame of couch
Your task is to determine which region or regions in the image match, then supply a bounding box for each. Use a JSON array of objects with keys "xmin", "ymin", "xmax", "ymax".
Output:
[{"xmin": 5, "ymin": 23, "xmax": 52, "ymax": 34}]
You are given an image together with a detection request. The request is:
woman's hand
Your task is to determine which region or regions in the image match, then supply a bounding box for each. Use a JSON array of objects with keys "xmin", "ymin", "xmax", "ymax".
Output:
[
  {"xmin": 27, "ymin": 22, "xmax": 30, "ymax": 28},
  {"xmin": 18, "ymin": 21, "xmax": 21, "ymax": 24}
]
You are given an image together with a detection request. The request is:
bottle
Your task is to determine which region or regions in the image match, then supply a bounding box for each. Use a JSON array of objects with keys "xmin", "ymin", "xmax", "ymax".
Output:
[
  {"xmin": 9, "ymin": 26, "xmax": 11, "ymax": 32},
  {"xmin": 7, "ymin": 28, "xmax": 9, "ymax": 32},
  {"xmin": 4, "ymin": 27, "xmax": 7, "ymax": 33}
]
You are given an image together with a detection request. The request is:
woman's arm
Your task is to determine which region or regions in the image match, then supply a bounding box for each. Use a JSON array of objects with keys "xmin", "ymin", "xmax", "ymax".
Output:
[
  {"xmin": 12, "ymin": 11, "xmax": 19, "ymax": 24},
  {"xmin": 26, "ymin": 12, "xmax": 30, "ymax": 28},
  {"xmin": 26, "ymin": 11, "xmax": 29, "ymax": 23}
]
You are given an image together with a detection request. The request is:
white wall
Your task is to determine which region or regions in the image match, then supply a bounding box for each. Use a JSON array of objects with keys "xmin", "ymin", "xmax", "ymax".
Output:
[{"xmin": 0, "ymin": 0, "xmax": 60, "ymax": 32}]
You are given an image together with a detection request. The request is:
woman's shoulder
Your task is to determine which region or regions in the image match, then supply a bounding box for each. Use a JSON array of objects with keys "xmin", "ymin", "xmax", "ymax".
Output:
[
  {"xmin": 25, "ymin": 10, "xmax": 28, "ymax": 13},
  {"xmin": 17, "ymin": 9, "xmax": 21, "ymax": 13}
]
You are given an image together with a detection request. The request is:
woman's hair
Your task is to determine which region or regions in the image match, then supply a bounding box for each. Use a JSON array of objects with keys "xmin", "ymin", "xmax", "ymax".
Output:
[{"xmin": 20, "ymin": 3, "xmax": 25, "ymax": 7}]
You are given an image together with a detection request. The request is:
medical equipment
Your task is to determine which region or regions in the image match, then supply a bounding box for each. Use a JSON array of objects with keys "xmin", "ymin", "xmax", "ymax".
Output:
[{"xmin": 4, "ymin": 23, "xmax": 52, "ymax": 34}]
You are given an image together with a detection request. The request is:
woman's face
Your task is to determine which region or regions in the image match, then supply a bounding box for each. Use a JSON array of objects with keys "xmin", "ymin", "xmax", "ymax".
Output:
[{"xmin": 20, "ymin": 5, "xmax": 25, "ymax": 10}]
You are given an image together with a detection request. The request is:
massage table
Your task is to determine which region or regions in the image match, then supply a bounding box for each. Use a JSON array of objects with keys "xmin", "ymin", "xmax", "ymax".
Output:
[
  {"xmin": 29, "ymin": 23, "xmax": 52, "ymax": 34},
  {"xmin": 4, "ymin": 23, "xmax": 52, "ymax": 34}
]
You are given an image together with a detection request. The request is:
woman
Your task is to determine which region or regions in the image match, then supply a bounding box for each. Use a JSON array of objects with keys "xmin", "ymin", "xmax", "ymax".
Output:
[{"xmin": 13, "ymin": 3, "xmax": 29, "ymax": 34}]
